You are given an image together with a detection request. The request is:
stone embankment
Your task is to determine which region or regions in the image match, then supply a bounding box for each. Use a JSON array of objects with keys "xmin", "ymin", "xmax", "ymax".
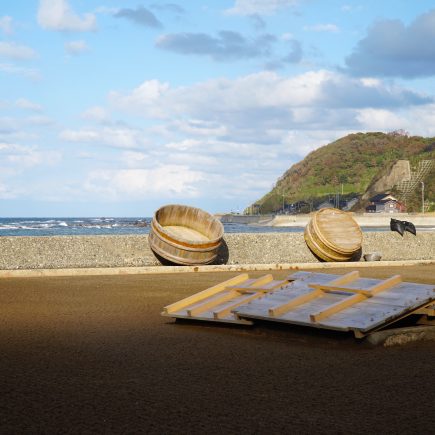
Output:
[{"xmin": 0, "ymin": 232, "xmax": 434, "ymax": 270}]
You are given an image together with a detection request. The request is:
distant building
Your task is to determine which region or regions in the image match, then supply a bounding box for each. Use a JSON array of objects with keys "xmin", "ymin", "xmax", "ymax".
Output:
[{"xmin": 366, "ymin": 193, "xmax": 406, "ymax": 213}]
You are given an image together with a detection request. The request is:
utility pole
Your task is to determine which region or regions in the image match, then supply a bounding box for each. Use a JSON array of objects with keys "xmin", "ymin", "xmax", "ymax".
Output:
[{"xmin": 421, "ymin": 181, "xmax": 425, "ymax": 214}]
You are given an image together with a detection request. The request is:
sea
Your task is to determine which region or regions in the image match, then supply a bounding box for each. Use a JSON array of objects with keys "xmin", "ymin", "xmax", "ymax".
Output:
[
  {"xmin": 0, "ymin": 217, "xmax": 426, "ymax": 237},
  {"xmin": 0, "ymin": 217, "xmax": 308, "ymax": 237}
]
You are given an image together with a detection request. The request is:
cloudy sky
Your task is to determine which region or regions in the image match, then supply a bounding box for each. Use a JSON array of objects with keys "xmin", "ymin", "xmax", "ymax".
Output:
[{"xmin": 1, "ymin": 0, "xmax": 435, "ymax": 217}]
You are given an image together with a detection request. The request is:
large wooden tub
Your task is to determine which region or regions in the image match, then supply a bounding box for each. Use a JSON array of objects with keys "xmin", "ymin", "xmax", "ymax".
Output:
[
  {"xmin": 148, "ymin": 204, "xmax": 224, "ymax": 265},
  {"xmin": 304, "ymin": 208, "xmax": 362, "ymax": 262}
]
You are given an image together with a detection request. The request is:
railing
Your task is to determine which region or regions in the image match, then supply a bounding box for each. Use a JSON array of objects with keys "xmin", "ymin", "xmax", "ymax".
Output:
[{"xmin": 396, "ymin": 160, "xmax": 434, "ymax": 203}]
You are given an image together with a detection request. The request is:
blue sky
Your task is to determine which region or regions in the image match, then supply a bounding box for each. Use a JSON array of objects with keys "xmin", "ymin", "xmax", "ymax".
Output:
[{"xmin": 1, "ymin": 0, "xmax": 435, "ymax": 217}]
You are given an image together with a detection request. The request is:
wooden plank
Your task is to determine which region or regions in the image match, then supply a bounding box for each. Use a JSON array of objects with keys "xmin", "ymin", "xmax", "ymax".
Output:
[
  {"xmin": 226, "ymin": 274, "xmax": 273, "ymax": 291},
  {"xmin": 213, "ymin": 292, "xmax": 264, "ymax": 319},
  {"xmin": 328, "ymin": 271, "xmax": 360, "ymax": 286},
  {"xmin": 235, "ymin": 281, "xmax": 290, "ymax": 294},
  {"xmin": 256, "ymin": 280, "xmax": 289, "ymax": 291},
  {"xmin": 310, "ymin": 293, "xmax": 366, "ymax": 322},
  {"xmin": 269, "ymin": 289, "xmax": 323, "ymax": 317},
  {"xmin": 163, "ymin": 273, "xmax": 249, "ymax": 314},
  {"xmin": 309, "ymin": 274, "xmax": 403, "ymax": 297},
  {"xmin": 235, "ymin": 271, "xmax": 434, "ymax": 333},
  {"xmin": 368, "ymin": 275, "xmax": 402, "ymax": 295},
  {"xmin": 413, "ymin": 304, "xmax": 435, "ymax": 316},
  {"xmin": 187, "ymin": 290, "xmax": 239, "ymax": 317},
  {"xmin": 249, "ymin": 274, "xmax": 275, "ymax": 287},
  {"xmin": 308, "ymin": 276, "xmax": 403, "ymax": 323}
]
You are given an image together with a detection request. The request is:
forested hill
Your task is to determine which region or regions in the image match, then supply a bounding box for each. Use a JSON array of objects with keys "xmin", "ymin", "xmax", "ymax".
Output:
[{"xmin": 251, "ymin": 132, "xmax": 435, "ymax": 213}]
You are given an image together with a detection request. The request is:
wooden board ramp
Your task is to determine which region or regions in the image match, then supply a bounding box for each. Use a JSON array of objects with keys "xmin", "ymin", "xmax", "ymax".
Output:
[
  {"xmin": 162, "ymin": 273, "xmax": 291, "ymax": 324},
  {"xmin": 162, "ymin": 271, "xmax": 435, "ymax": 337}
]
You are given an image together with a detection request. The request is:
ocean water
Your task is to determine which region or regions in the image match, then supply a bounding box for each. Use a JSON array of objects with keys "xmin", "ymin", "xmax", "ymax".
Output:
[
  {"xmin": 0, "ymin": 217, "xmax": 418, "ymax": 237},
  {"xmin": 0, "ymin": 217, "xmax": 308, "ymax": 237}
]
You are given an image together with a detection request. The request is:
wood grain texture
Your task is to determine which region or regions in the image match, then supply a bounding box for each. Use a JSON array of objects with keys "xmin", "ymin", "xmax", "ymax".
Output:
[
  {"xmin": 162, "ymin": 274, "xmax": 290, "ymax": 324},
  {"xmin": 149, "ymin": 204, "xmax": 224, "ymax": 265},
  {"xmin": 304, "ymin": 208, "xmax": 362, "ymax": 262}
]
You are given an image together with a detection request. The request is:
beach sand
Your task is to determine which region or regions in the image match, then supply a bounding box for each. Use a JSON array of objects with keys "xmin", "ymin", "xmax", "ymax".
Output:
[{"xmin": 0, "ymin": 265, "xmax": 434, "ymax": 433}]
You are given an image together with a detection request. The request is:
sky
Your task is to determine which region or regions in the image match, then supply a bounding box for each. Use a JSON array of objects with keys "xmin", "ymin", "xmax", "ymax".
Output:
[{"xmin": 1, "ymin": 0, "xmax": 435, "ymax": 217}]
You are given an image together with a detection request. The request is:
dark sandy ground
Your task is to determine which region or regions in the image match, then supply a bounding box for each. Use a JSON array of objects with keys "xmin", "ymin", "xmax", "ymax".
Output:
[{"xmin": 0, "ymin": 265, "xmax": 434, "ymax": 434}]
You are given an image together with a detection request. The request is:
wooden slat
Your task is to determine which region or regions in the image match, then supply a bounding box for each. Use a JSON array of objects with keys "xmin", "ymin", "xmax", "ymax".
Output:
[
  {"xmin": 328, "ymin": 271, "xmax": 360, "ymax": 285},
  {"xmin": 249, "ymin": 274, "xmax": 275, "ymax": 287},
  {"xmin": 269, "ymin": 289, "xmax": 323, "ymax": 317},
  {"xmin": 163, "ymin": 273, "xmax": 249, "ymax": 314},
  {"xmin": 310, "ymin": 293, "xmax": 366, "ymax": 322},
  {"xmin": 368, "ymin": 275, "xmax": 402, "ymax": 295},
  {"xmin": 306, "ymin": 271, "xmax": 360, "ymax": 294},
  {"xmin": 413, "ymin": 304, "xmax": 435, "ymax": 316},
  {"xmin": 309, "ymin": 274, "xmax": 402, "ymax": 297},
  {"xmin": 308, "ymin": 283, "xmax": 373, "ymax": 297},
  {"xmin": 213, "ymin": 293, "xmax": 264, "ymax": 319},
  {"xmin": 226, "ymin": 274, "xmax": 273, "ymax": 291},
  {"xmin": 187, "ymin": 290, "xmax": 239, "ymax": 317}
]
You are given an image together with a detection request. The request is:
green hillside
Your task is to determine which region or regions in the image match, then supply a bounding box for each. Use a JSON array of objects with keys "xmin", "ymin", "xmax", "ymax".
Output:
[{"xmin": 250, "ymin": 132, "xmax": 435, "ymax": 214}]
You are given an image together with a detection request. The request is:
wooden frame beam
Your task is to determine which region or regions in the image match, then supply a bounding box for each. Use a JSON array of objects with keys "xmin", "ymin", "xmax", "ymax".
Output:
[
  {"xmin": 269, "ymin": 289, "xmax": 323, "ymax": 317},
  {"xmin": 163, "ymin": 273, "xmax": 249, "ymax": 314},
  {"xmin": 310, "ymin": 293, "xmax": 366, "ymax": 322}
]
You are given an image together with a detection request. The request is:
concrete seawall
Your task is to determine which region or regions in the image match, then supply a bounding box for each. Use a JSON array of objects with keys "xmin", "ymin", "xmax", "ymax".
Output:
[
  {"xmin": 1, "ymin": 232, "xmax": 434, "ymax": 270},
  {"xmin": 269, "ymin": 213, "xmax": 435, "ymax": 227}
]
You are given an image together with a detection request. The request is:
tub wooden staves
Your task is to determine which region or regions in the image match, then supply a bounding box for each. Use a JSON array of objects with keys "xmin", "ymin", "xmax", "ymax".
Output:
[{"xmin": 148, "ymin": 204, "xmax": 224, "ymax": 266}]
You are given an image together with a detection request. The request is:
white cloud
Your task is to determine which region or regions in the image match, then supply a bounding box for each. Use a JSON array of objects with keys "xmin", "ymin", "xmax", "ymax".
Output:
[
  {"xmin": 84, "ymin": 70, "xmax": 435, "ymax": 206},
  {"xmin": 37, "ymin": 0, "xmax": 96, "ymax": 32},
  {"xmin": 304, "ymin": 24, "xmax": 339, "ymax": 33},
  {"xmin": 60, "ymin": 126, "xmax": 149, "ymax": 149},
  {"xmin": 0, "ymin": 62, "xmax": 41, "ymax": 80},
  {"xmin": 0, "ymin": 41, "xmax": 37, "ymax": 60},
  {"xmin": 0, "ymin": 142, "xmax": 61, "ymax": 168},
  {"xmin": 168, "ymin": 120, "xmax": 228, "ymax": 137},
  {"xmin": 108, "ymin": 79, "xmax": 170, "ymax": 117},
  {"xmin": 0, "ymin": 16, "xmax": 13, "ymax": 34},
  {"xmin": 109, "ymin": 70, "xmax": 427, "ymax": 138},
  {"xmin": 81, "ymin": 106, "xmax": 109, "ymax": 122},
  {"xmin": 356, "ymin": 108, "xmax": 403, "ymax": 131},
  {"xmin": 15, "ymin": 98, "xmax": 43, "ymax": 111},
  {"xmin": 356, "ymin": 104, "xmax": 435, "ymax": 137},
  {"xmin": 165, "ymin": 138, "xmax": 202, "ymax": 151},
  {"xmin": 225, "ymin": 0, "xmax": 298, "ymax": 16},
  {"xmin": 65, "ymin": 40, "xmax": 89, "ymax": 55},
  {"xmin": 121, "ymin": 151, "xmax": 149, "ymax": 167},
  {"xmin": 84, "ymin": 166, "xmax": 204, "ymax": 199},
  {"xmin": 25, "ymin": 115, "xmax": 54, "ymax": 126}
]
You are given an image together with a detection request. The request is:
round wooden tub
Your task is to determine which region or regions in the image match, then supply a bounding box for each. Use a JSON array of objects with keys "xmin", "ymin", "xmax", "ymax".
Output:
[
  {"xmin": 148, "ymin": 204, "xmax": 224, "ymax": 265},
  {"xmin": 304, "ymin": 208, "xmax": 362, "ymax": 262}
]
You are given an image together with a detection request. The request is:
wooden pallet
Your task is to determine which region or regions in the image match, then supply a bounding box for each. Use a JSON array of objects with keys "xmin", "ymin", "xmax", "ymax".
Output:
[
  {"xmin": 162, "ymin": 271, "xmax": 434, "ymax": 337},
  {"xmin": 162, "ymin": 273, "xmax": 290, "ymax": 324},
  {"xmin": 233, "ymin": 271, "xmax": 435, "ymax": 337}
]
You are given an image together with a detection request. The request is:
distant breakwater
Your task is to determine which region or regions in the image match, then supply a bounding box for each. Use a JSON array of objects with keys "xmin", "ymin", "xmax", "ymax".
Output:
[{"xmin": 0, "ymin": 232, "xmax": 434, "ymax": 270}]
